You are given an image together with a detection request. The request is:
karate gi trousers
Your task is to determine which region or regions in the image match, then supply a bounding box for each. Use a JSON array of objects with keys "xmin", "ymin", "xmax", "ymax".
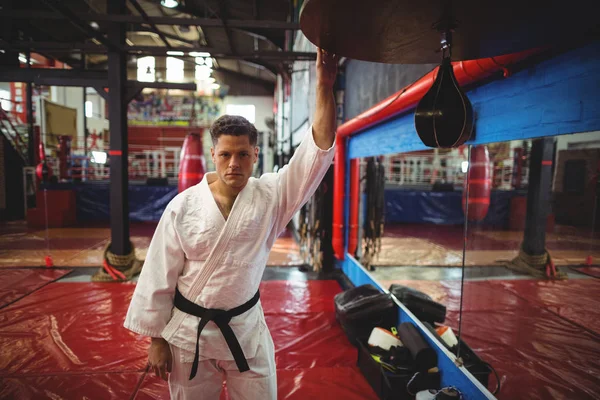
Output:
[{"xmin": 168, "ymin": 329, "xmax": 277, "ymax": 400}]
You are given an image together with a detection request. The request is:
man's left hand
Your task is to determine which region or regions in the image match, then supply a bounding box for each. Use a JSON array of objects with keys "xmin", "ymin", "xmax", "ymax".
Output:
[{"xmin": 316, "ymin": 48, "xmax": 338, "ymax": 88}]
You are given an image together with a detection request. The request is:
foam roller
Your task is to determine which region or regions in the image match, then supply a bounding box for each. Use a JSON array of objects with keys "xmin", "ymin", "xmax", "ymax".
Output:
[{"xmin": 397, "ymin": 322, "xmax": 437, "ymax": 372}]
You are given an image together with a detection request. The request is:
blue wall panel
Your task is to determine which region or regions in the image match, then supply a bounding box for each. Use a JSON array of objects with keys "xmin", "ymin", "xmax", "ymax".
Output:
[{"xmin": 348, "ymin": 42, "xmax": 600, "ymax": 159}]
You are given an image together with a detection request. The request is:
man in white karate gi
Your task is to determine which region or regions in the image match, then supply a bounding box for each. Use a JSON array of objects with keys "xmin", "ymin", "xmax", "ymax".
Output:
[{"xmin": 124, "ymin": 48, "xmax": 338, "ymax": 399}]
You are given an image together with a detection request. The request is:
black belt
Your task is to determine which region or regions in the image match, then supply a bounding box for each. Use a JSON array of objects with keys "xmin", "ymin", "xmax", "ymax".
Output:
[{"xmin": 174, "ymin": 288, "xmax": 260, "ymax": 380}]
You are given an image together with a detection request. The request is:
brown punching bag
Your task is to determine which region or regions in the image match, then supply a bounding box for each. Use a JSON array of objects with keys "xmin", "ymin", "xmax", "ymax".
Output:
[
  {"xmin": 178, "ymin": 132, "xmax": 206, "ymax": 193},
  {"xmin": 462, "ymin": 145, "xmax": 491, "ymax": 221}
]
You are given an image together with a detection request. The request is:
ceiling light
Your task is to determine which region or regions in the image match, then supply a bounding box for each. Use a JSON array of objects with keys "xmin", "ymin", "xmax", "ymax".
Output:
[
  {"xmin": 90, "ymin": 21, "xmax": 99, "ymax": 30},
  {"xmin": 160, "ymin": 0, "xmax": 179, "ymax": 8},
  {"xmin": 210, "ymin": 83, "xmax": 220, "ymax": 90},
  {"xmin": 167, "ymin": 51, "xmax": 184, "ymax": 56},
  {"xmin": 190, "ymin": 52, "xmax": 211, "ymax": 57}
]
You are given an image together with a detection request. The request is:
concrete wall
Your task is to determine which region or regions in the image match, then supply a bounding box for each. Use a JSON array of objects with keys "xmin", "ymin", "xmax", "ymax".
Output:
[{"xmin": 344, "ymin": 61, "xmax": 437, "ymax": 121}]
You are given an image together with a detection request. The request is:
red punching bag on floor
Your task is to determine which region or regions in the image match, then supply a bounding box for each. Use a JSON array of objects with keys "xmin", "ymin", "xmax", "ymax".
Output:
[
  {"xmin": 462, "ymin": 145, "xmax": 491, "ymax": 221},
  {"xmin": 178, "ymin": 132, "xmax": 206, "ymax": 193}
]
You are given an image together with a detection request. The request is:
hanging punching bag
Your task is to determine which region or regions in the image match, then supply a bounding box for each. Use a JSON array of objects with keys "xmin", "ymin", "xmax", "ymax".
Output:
[
  {"xmin": 462, "ymin": 145, "xmax": 491, "ymax": 221},
  {"xmin": 36, "ymin": 139, "xmax": 52, "ymax": 183},
  {"xmin": 178, "ymin": 132, "xmax": 206, "ymax": 193},
  {"xmin": 415, "ymin": 58, "xmax": 474, "ymax": 148}
]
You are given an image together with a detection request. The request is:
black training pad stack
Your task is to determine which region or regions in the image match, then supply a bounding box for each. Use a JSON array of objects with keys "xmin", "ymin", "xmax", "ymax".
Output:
[
  {"xmin": 334, "ymin": 284, "xmax": 397, "ymax": 346},
  {"xmin": 389, "ymin": 284, "xmax": 447, "ymax": 324},
  {"xmin": 397, "ymin": 322, "xmax": 438, "ymax": 372}
]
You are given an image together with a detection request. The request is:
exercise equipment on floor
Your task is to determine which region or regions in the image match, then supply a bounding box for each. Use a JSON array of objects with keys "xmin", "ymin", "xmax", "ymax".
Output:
[{"xmin": 335, "ymin": 283, "xmax": 499, "ymax": 398}]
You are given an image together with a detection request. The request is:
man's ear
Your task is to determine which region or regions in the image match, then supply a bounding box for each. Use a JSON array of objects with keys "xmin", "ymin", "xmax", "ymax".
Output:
[
  {"xmin": 254, "ymin": 146, "xmax": 259, "ymax": 163},
  {"xmin": 210, "ymin": 147, "xmax": 215, "ymax": 163}
]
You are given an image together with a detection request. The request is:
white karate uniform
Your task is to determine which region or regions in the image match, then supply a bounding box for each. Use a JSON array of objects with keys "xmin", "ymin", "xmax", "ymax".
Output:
[{"xmin": 124, "ymin": 127, "xmax": 335, "ymax": 399}]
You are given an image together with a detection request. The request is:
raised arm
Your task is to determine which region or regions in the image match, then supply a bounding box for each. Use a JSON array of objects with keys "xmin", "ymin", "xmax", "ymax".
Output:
[
  {"xmin": 270, "ymin": 48, "xmax": 338, "ymax": 234},
  {"xmin": 313, "ymin": 48, "xmax": 338, "ymax": 150}
]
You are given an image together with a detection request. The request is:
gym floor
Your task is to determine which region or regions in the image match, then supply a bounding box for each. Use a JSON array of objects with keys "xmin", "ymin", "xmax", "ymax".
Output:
[
  {"xmin": 0, "ymin": 221, "xmax": 304, "ymax": 268},
  {"xmin": 2, "ymin": 222, "xmax": 599, "ymax": 399},
  {"xmin": 0, "ymin": 224, "xmax": 376, "ymax": 399}
]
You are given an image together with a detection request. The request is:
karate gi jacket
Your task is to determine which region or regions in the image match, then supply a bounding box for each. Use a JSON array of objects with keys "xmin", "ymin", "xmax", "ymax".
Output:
[{"xmin": 124, "ymin": 127, "xmax": 335, "ymax": 362}]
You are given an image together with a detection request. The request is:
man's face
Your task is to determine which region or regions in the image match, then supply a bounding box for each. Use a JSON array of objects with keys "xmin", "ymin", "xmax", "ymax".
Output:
[{"xmin": 211, "ymin": 134, "xmax": 259, "ymax": 190}]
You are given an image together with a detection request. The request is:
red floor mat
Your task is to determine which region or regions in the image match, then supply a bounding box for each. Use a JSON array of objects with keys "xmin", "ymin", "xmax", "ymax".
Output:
[
  {"xmin": 0, "ymin": 283, "xmax": 147, "ymax": 375},
  {"xmin": 0, "ymin": 279, "xmax": 370, "ymax": 399},
  {"xmin": 487, "ymin": 279, "xmax": 600, "ymax": 334},
  {"xmin": 277, "ymin": 367, "xmax": 377, "ymax": 400},
  {"xmin": 0, "ymin": 268, "xmax": 71, "ymax": 308},
  {"xmin": 0, "ymin": 372, "xmax": 144, "ymax": 400},
  {"xmin": 267, "ymin": 312, "xmax": 357, "ymax": 369},
  {"xmin": 572, "ymin": 266, "xmax": 600, "ymax": 278},
  {"xmin": 460, "ymin": 308, "xmax": 600, "ymax": 400},
  {"xmin": 260, "ymin": 280, "xmax": 341, "ymax": 314},
  {"xmin": 260, "ymin": 280, "xmax": 356, "ymax": 369}
]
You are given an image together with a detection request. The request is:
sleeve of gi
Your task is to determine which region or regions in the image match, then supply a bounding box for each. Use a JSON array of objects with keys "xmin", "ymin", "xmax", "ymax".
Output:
[
  {"xmin": 274, "ymin": 125, "xmax": 335, "ymax": 234},
  {"xmin": 123, "ymin": 203, "xmax": 185, "ymax": 337}
]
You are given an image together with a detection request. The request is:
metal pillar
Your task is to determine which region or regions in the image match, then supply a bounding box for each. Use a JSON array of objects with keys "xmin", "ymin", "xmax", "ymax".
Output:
[
  {"xmin": 83, "ymin": 86, "xmax": 87, "ymax": 154},
  {"xmin": 83, "ymin": 54, "xmax": 88, "ymax": 156},
  {"xmin": 107, "ymin": 0, "xmax": 130, "ymax": 255},
  {"xmin": 522, "ymin": 137, "xmax": 555, "ymax": 256},
  {"xmin": 26, "ymin": 52, "xmax": 35, "ymax": 165}
]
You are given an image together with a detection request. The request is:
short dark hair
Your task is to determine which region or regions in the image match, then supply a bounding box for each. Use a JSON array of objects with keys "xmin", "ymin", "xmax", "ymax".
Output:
[{"xmin": 210, "ymin": 115, "xmax": 258, "ymax": 146}]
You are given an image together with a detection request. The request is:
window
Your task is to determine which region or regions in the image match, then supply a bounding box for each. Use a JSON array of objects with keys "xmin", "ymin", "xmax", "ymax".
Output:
[
  {"xmin": 0, "ymin": 89, "xmax": 10, "ymax": 111},
  {"xmin": 226, "ymin": 104, "xmax": 256, "ymax": 124},
  {"xmin": 85, "ymin": 101, "xmax": 93, "ymax": 118},
  {"xmin": 137, "ymin": 56, "xmax": 156, "ymax": 82},
  {"xmin": 166, "ymin": 57, "xmax": 185, "ymax": 82},
  {"xmin": 195, "ymin": 64, "xmax": 212, "ymax": 81}
]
